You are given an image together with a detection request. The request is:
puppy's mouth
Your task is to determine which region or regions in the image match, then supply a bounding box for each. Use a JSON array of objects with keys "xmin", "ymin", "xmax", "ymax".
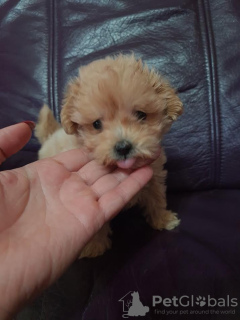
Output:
[
  {"xmin": 111, "ymin": 139, "xmax": 161, "ymax": 169},
  {"xmin": 114, "ymin": 148, "xmax": 161, "ymax": 170},
  {"xmin": 116, "ymin": 158, "xmax": 136, "ymax": 169},
  {"xmin": 113, "ymin": 139, "xmax": 137, "ymax": 169}
]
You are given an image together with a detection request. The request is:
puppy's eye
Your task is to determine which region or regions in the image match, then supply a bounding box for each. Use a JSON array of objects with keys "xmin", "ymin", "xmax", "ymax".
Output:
[
  {"xmin": 92, "ymin": 119, "xmax": 102, "ymax": 130},
  {"xmin": 135, "ymin": 111, "xmax": 147, "ymax": 121}
]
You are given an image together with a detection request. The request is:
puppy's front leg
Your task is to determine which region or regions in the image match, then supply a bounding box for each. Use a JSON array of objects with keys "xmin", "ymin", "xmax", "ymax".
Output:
[
  {"xmin": 141, "ymin": 175, "xmax": 180, "ymax": 231},
  {"xmin": 79, "ymin": 223, "xmax": 112, "ymax": 258}
]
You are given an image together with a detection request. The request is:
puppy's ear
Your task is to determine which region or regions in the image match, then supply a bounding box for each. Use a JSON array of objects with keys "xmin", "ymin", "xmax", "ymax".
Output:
[
  {"xmin": 164, "ymin": 85, "xmax": 183, "ymax": 121},
  {"xmin": 61, "ymin": 79, "xmax": 80, "ymax": 135},
  {"xmin": 157, "ymin": 82, "xmax": 183, "ymax": 121},
  {"xmin": 151, "ymin": 73, "xmax": 183, "ymax": 121}
]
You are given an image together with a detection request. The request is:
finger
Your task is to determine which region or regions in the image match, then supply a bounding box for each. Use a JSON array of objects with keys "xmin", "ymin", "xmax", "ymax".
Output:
[
  {"xmin": 99, "ymin": 166, "xmax": 153, "ymax": 220},
  {"xmin": 78, "ymin": 160, "xmax": 115, "ymax": 185},
  {"xmin": 91, "ymin": 168, "xmax": 131, "ymax": 197},
  {"xmin": 0, "ymin": 122, "xmax": 34, "ymax": 164},
  {"xmin": 53, "ymin": 148, "xmax": 93, "ymax": 172},
  {"xmin": 0, "ymin": 148, "xmax": 7, "ymax": 164}
]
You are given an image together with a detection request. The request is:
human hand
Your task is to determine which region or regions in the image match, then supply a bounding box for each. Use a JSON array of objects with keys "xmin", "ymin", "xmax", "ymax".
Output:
[{"xmin": 0, "ymin": 123, "xmax": 153, "ymax": 319}]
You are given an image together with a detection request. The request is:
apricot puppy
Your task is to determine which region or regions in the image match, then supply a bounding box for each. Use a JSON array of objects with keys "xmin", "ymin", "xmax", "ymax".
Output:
[{"xmin": 35, "ymin": 54, "xmax": 183, "ymax": 258}]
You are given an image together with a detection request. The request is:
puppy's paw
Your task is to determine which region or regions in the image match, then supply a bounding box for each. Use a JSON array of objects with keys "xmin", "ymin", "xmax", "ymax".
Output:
[
  {"xmin": 163, "ymin": 211, "xmax": 180, "ymax": 230},
  {"xmin": 79, "ymin": 237, "xmax": 112, "ymax": 259},
  {"xmin": 147, "ymin": 210, "xmax": 180, "ymax": 231}
]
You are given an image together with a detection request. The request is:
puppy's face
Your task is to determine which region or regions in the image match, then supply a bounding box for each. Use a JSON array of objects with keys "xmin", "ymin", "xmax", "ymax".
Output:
[{"xmin": 61, "ymin": 55, "xmax": 183, "ymax": 168}]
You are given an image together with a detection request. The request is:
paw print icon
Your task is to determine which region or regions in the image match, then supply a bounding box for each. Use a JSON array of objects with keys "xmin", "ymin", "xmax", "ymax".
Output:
[{"xmin": 195, "ymin": 296, "xmax": 206, "ymax": 307}]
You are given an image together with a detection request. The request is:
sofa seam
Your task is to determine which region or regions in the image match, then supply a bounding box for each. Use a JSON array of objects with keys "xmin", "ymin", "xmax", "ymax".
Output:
[
  {"xmin": 203, "ymin": 0, "xmax": 222, "ymax": 188},
  {"xmin": 48, "ymin": 0, "xmax": 59, "ymax": 121},
  {"xmin": 47, "ymin": 0, "xmax": 53, "ymax": 113},
  {"xmin": 197, "ymin": 0, "xmax": 221, "ymax": 188}
]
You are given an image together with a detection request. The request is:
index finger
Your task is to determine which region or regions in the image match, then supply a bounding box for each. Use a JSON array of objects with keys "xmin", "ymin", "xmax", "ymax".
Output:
[{"xmin": 52, "ymin": 148, "xmax": 94, "ymax": 172}]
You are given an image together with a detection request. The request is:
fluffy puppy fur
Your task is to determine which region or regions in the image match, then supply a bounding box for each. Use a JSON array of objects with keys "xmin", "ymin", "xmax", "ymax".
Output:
[{"xmin": 35, "ymin": 54, "xmax": 183, "ymax": 258}]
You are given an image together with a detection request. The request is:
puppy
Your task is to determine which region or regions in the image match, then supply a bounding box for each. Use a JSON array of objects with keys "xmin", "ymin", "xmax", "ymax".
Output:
[{"xmin": 35, "ymin": 54, "xmax": 183, "ymax": 258}]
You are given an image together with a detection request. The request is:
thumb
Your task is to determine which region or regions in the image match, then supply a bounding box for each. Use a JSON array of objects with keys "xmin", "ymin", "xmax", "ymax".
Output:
[{"xmin": 0, "ymin": 122, "xmax": 34, "ymax": 165}]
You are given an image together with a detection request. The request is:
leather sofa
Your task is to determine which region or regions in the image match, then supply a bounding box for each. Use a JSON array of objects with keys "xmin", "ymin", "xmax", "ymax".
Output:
[{"xmin": 0, "ymin": 0, "xmax": 239, "ymax": 319}]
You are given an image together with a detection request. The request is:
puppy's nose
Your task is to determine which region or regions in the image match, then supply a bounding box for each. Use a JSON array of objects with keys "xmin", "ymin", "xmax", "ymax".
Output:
[{"xmin": 114, "ymin": 140, "xmax": 133, "ymax": 157}]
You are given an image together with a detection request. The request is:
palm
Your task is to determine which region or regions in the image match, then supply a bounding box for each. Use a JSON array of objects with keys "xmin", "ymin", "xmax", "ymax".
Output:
[
  {"xmin": 0, "ymin": 158, "xmax": 96, "ymax": 309},
  {"xmin": 1, "ymin": 156, "xmax": 112, "ymax": 264}
]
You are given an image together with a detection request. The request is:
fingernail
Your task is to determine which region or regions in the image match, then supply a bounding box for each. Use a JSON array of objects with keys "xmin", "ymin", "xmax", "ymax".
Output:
[{"xmin": 21, "ymin": 121, "xmax": 36, "ymax": 131}]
